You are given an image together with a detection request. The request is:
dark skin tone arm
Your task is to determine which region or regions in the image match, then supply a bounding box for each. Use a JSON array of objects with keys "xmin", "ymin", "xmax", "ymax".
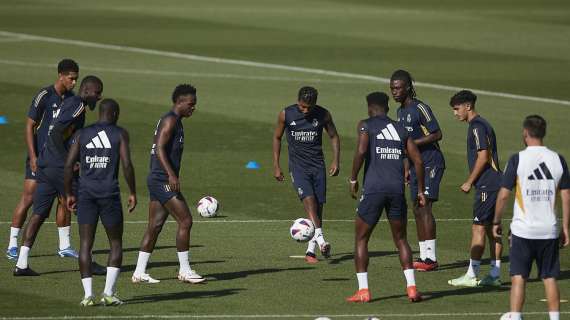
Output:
[
  {"xmin": 25, "ymin": 118, "xmax": 39, "ymax": 172},
  {"xmin": 156, "ymin": 116, "xmax": 180, "ymax": 192},
  {"xmin": 406, "ymin": 137, "xmax": 427, "ymax": 206},
  {"xmin": 119, "ymin": 129, "xmax": 137, "ymax": 212},
  {"xmin": 64, "ymin": 131, "xmax": 80, "ymax": 211},
  {"xmin": 272, "ymin": 110, "xmax": 286, "ymax": 181},
  {"xmin": 413, "ymin": 129, "xmax": 442, "ymax": 147},
  {"xmin": 324, "ymin": 111, "xmax": 340, "ymax": 176},
  {"xmin": 461, "ymin": 149, "xmax": 490, "ymax": 193}
]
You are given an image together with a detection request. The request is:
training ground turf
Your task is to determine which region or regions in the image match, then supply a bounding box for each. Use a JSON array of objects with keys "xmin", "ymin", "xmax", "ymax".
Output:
[{"xmin": 0, "ymin": 0, "xmax": 569, "ymax": 319}]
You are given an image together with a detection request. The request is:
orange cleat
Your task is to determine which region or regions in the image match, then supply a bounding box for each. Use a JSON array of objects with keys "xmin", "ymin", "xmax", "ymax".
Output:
[
  {"xmin": 346, "ymin": 289, "xmax": 370, "ymax": 303},
  {"xmin": 406, "ymin": 285, "xmax": 422, "ymax": 302},
  {"xmin": 305, "ymin": 254, "xmax": 318, "ymax": 264},
  {"xmin": 413, "ymin": 258, "xmax": 438, "ymax": 272}
]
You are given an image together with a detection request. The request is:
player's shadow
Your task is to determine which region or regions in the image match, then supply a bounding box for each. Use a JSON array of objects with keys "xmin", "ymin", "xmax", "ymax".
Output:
[
  {"xmin": 121, "ymin": 259, "xmax": 226, "ymax": 273},
  {"xmin": 437, "ymin": 257, "xmax": 511, "ymax": 272},
  {"xmin": 205, "ymin": 267, "xmax": 314, "ymax": 281},
  {"xmin": 92, "ymin": 245, "xmax": 203, "ymax": 255},
  {"xmin": 328, "ymin": 251, "xmax": 404, "ymax": 265},
  {"xmin": 372, "ymin": 285, "xmax": 510, "ymax": 303},
  {"xmin": 126, "ymin": 288, "xmax": 245, "ymax": 304}
]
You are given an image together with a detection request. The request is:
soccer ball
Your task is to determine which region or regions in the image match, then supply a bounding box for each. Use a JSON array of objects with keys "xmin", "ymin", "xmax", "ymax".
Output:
[
  {"xmin": 289, "ymin": 218, "xmax": 315, "ymax": 242},
  {"xmin": 197, "ymin": 196, "xmax": 219, "ymax": 218}
]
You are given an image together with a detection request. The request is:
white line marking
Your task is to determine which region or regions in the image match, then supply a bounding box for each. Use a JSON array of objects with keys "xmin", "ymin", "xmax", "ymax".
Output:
[
  {"xmin": 1, "ymin": 312, "xmax": 569, "ymax": 319},
  {"xmin": 0, "ymin": 30, "xmax": 569, "ymax": 106}
]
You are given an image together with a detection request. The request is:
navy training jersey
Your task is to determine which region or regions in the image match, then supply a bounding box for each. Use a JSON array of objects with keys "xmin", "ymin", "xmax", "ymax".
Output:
[
  {"xmin": 361, "ymin": 115, "xmax": 409, "ymax": 194},
  {"xmin": 26, "ymin": 86, "xmax": 73, "ymax": 156},
  {"xmin": 397, "ymin": 99, "xmax": 445, "ymax": 168},
  {"xmin": 148, "ymin": 111, "xmax": 184, "ymax": 183},
  {"xmin": 38, "ymin": 95, "xmax": 86, "ymax": 168},
  {"xmin": 77, "ymin": 122, "xmax": 122, "ymax": 199},
  {"xmin": 467, "ymin": 115, "xmax": 501, "ymax": 191},
  {"xmin": 284, "ymin": 104, "xmax": 328, "ymax": 171}
]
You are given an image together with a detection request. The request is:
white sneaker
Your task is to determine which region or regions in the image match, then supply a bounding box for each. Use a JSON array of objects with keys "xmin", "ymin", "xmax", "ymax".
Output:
[
  {"xmin": 131, "ymin": 273, "xmax": 160, "ymax": 284},
  {"xmin": 178, "ymin": 269, "xmax": 206, "ymax": 284},
  {"xmin": 500, "ymin": 312, "xmax": 523, "ymax": 320}
]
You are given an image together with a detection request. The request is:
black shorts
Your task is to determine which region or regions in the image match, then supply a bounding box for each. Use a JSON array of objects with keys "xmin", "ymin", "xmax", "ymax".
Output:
[
  {"xmin": 472, "ymin": 190, "xmax": 498, "ymax": 225},
  {"xmin": 510, "ymin": 234, "xmax": 560, "ymax": 279},
  {"xmin": 32, "ymin": 167, "xmax": 65, "ymax": 218},
  {"xmin": 77, "ymin": 196, "xmax": 123, "ymax": 227},
  {"xmin": 25, "ymin": 157, "xmax": 37, "ymax": 180},
  {"xmin": 410, "ymin": 166, "xmax": 444, "ymax": 202},
  {"xmin": 290, "ymin": 168, "xmax": 326, "ymax": 204},
  {"xmin": 148, "ymin": 182, "xmax": 180, "ymax": 205},
  {"xmin": 357, "ymin": 192, "xmax": 407, "ymax": 226}
]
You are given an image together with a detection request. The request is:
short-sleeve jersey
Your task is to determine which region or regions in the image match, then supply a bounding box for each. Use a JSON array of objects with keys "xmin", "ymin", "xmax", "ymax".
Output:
[
  {"xmin": 148, "ymin": 111, "xmax": 184, "ymax": 183},
  {"xmin": 396, "ymin": 99, "xmax": 445, "ymax": 168},
  {"xmin": 38, "ymin": 95, "xmax": 85, "ymax": 168},
  {"xmin": 284, "ymin": 104, "xmax": 328, "ymax": 171},
  {"xmin": 26, "ymin": 86, "xmax": 73, "ymax": 155},
  {"xmin": 77, "ymin": 122, "xmax": 122, "ymax": 199},
  {"xmin": 467, "ymin": 115, "xmax": 501, "ymax": 191},
  {"xmin": 501, "ymin": 146, "xmax": 570, "ymax": 239},
  {"xmin": 360, "ymin": 115, "xmax": 409, "ymax": 195}
]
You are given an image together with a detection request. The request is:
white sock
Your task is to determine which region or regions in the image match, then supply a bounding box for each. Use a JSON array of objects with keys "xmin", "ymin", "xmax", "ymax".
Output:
[
  {"xmin": 103, "ymin": 267, "xmax": 120, "ymax": 296},
  {"xmin": 177, "ymin": 251, "xmax": 191, "ymax": 274},
  {"xmin": 16, "ymin": 246, "xmax": 30, "ymax": 269},
  {"xmin": 467, "ymin": 259, "xmax": 481, "ymax": 278},
  {"xmin": 490, "ymin": 259, "xmax": 501, "ymax": 278},
  {"xmin": 306, "ymin": 239, "xmax": 317, "ymax": 255},
  {"xmin": 313, "ymin": 228, "xmax": 325, "ymax": 247},
  {"xmin": 134, "ymin": 251, "xmax": 151, "ymax": 275},
  {"xmin": 58, "ymin": 226, "xmax": 71, "ymax": 250},
  {"xmin": 509, "ymin": 312, "xmax": 522, "ymax": 320},
  {"xmin": 356, "ymin": 272, "xmax": 368, "ymax": 290},
  {"xmin": 81, "ymin": 277, "xmax": 93, "ymax": 299},
  {"xmin": 419, "ymin": 241, "xmax": 426, "ymax": 260},
  {"xmin": 403, "ymin": 268, "xmax": 416, "ymax": 287},
  {"xmin": 8, "ymin": 227, "xmax": 20, "ymax": 248},
  {"xmin": 425, "ymin": 239, "xmax": 436, "ymax": 261},
  {"xmin": 549, "ymin": 311, "xmax": 560, "ymax": 320}
]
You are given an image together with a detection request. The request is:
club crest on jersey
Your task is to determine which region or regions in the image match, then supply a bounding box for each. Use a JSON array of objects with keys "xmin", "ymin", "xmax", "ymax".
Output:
[
  {"xmin": 407, "ymin": 114, "xmax": 412, "ymax": 123},
  {"xmin": 297, "ymin": 187, "xmax": 304, "ymax": 196},
  {"xmin": 312, "ymin": 119, "xmax": 319, "ymax": 127},
  {"xmin": 52, "ymin": 103, "xmax": 58, "ymax": 109}
]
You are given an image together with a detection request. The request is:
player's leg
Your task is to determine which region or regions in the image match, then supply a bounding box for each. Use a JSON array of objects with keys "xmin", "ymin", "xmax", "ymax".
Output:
[
  {"xmin": 304, "ymin": 202, "xmax": 322, "ymax": 263},
  {"xmin": 78, "ymin": 223, "xmax": 97, "ymax": 305},
  {"xmin": 100, "ymin": 197, "xmax": 124, "ymax": 306},
  {"xmin": 506, "ymin": 275, "xmax": 526, "ymax": 320},
  {"xmin": 6, "ymin": 178, "xmax": 36, "ymax": 260},
  {"xmin": 478, "ymin": 190, "xmax": 502, "ymax": 286},
  {"xmin": 448, "ymin": 224, "xmax": 485, "ymax": 287},
  {"xmin": 302, "ymin": 169, "xmax": 330, "ymax": 259},
  {"xmin": 302, "ymin": 196, "xmax": 330, "ymax": 259},
  {"xmin": 501, "ymin": 234, "xmax": 532, "ymax": 320},
  {"xmin": 164, "ymin": 194, "xmax": 205, "ymax": 284},
  {"xmin": 55, "ymin": 199, "xmax": 78, "ymax": 258},
  {"xmin": 536, "ymin": 237, "xmax": 560, "ymax": 320}
]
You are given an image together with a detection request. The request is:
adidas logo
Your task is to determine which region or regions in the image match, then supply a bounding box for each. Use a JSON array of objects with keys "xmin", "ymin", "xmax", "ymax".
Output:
[
  {"xmin": 86, "ymin": 131, "xmax": 112, "ymax": 149},
  {"xmin": 376, "ymin": 123, "xmax": 401, "ymax": 141},
  {"xmin": 290, "ymin": 121, "xmax": 296, "ymax": 126},
  {"xmin": 474, "ymin": 217, "xmax": 480, "ymax": 222},
  {"xmin": 528, "ymin": 162, "xmax": 553, "ymax": 180}
]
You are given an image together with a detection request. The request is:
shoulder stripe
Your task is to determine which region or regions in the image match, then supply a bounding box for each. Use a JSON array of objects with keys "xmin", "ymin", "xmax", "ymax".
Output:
[
  {"xmin": 417, "ymin": 104, "xmax": 432, "ymax": 122},
  {"xmin": 473, "ymin": 128, "xmax": 480, "ymax": 149},
  {"xmin": 72, "ymin": 102, "xmax": 85, "ymax": 118},
  {"xmin": 33, "ymin": 90, "xmax": 48, "ymax": 108}
]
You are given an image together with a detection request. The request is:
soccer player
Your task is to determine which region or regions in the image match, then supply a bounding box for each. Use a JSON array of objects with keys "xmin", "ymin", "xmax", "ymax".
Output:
[
  {"xmin": 346, "ymin": 92, "xmax": 425, "ymax": 303},
  {"xmin": 6, "ymin": 59, "xmax": 79, "ymax": 260},
  {"xmin": 390, "ymin": 69, "xmax": 445, "ymax": 271},
  {"xmin": 65, "ymin": 98, "xmax": 137, "ymax": 306},
  {"xmin": 273, "ymin": 86, "xmax": 340, "ymax": 263},
  {"xmin": 448, "ymin": 90, "xmax": 503, "ymax": 287},
  {"xmin": 13, "ymin": 76, "xmax": 103, "ymax": 276},
  {"xmin": 494, "ymin": 115, "xmax": 569, "ymax": 320},
  {"xmin": 132, "ymin": 84, "xmax": 205, "ymax": 284}
]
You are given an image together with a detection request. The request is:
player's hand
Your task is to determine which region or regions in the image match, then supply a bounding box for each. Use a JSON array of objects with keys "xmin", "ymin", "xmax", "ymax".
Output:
[
  {"xmin": 127, "ymin": 194, "xmax": 137, "ymax": 213},
  {"xmin": 349, "ymin": 180, "xmax": 359, "ymax": 199},
  {"xmin": 417, "ymin": 193, "xmax": 426, "ymax": 207},
  {"xmin": 492, "ymin": 224, "xmax": 502, "ymax": 240},
  {"xmin": 329, "ymin": 162, "xmax": 340, "ymax": 177},
  {"xmin": 66, "ymin": 195, "xmax": 77, "ymax": 212},
  {"xmin": 30, "ymin": 155, "xmax": 38, "ymax": 173},
  {"xmin": 404, "ymin": 169, "xmax": 410, "ymax": 186},
  {"xmin": 460, "ymin": 182, "xmax": 472, "ymax": 193},
  {"xmin": 274, "ymin": 167, "xmax": 284, "ymax": 182},
  {"xmin": 560, "ymin": 229, "xmax": 570, "ymax": 248},
  {"xmin": 168, "ymin": 175, "xmax": 180, "ymax": 192}
]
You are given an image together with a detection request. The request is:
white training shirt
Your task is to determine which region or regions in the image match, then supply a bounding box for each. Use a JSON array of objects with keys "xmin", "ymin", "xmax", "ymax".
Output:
[{"xmin": 501, "ymin": 146, "xmax": 570, "ymax": 239}]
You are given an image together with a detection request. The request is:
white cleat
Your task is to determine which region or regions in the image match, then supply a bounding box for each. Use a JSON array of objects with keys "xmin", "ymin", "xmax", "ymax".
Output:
[
  {"xmin": 178, "ymin": 270, "xmax": 206, "ymax": 284},
  {"xmin": 131, "ymin": 273, "xmax": 160, "ymax": 284}
]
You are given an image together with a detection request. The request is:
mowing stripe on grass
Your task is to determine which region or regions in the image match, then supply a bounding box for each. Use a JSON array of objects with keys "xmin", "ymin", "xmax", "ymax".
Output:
[{"xmin": 0, "ymin": 30, "xmax": 569, "ymax": 106}]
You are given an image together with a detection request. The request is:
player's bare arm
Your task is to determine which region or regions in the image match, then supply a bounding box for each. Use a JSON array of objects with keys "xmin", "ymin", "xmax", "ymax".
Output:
[
  {"xmin": 349, "ymin": 120, "xmax": 367, "ymax": 199},
  {"xmin": 492, "ymin": 187, "xmax": 511, "ymax": 239},
  {"xmin": 324, "ymin": 110, "xmax": 340, "ymax": 177},
  {"xmin": 63, "ymin": 131, "xmax": 81, "ymax": 212},
  {"xmin": 461, "ymin": 149, "xmax": 490, "ymax": 193},
  {"xmin": 406, "ymin": 136, "xmax": 426, "ymax": 207},
  {"xmin": 119, "ymin": 128, "xmax": 137, "ymax": 213},
  {"xmin": 155, "ymin": 116, "xmax": 179, "ymax": 192},
  {"xmin": 561, "ymin": 189, "xmax": 570, "ymax": 248},
  {"xmin": 272, "ymin": 110, "xmax": 286, "ymax": 181},
  {"xmin": 25, "ymin": 118, "xmax": 39, "ymax": 172},
  {"xmin": 413, "ymin": 129, "xmax": 442, "ymax": 147}
]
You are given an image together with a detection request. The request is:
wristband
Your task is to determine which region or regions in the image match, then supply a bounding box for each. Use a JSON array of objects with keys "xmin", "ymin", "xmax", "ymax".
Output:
[{"xmin": 348, "ymin": 178, "xmax": 357, "ymax": 184}]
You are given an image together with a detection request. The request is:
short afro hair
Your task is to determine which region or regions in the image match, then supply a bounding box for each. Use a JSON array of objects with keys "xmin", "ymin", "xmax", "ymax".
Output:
[
  {"xmin": 172, "ymin": 84, "xmax": 197, "ymax": 103},
  {"xmin": 366, "ymin": 91, "xmax": 390, "ymax": 113},
  {"xmin": 57, "ymin": 59, "xmax": 79, "ymax": 75}
]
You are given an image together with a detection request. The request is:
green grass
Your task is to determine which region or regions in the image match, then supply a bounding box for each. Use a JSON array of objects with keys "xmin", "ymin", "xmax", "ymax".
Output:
[{"xmin": 0, "ymin": 0, "xmax": 569, "ymax": 319}]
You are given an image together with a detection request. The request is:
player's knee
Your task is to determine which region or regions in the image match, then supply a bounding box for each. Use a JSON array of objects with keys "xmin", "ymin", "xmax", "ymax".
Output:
[
  {"xmin": 179, "ymin": 215, "xmax": 193, "ymax": 230},
  {"xmin": 149, "ymin": 220, "xmax": 165, "ymax": 234}
]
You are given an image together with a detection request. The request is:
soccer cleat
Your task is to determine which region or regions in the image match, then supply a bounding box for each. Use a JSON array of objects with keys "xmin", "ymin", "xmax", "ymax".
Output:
[
  {"xmin": 320, "ymin": 242, "xmax": 331, "ymax": 259},
  {"xmin": 91, "ymin": 261, "xmax": 107, "ymax": 276},
  {"xmin": 406, "ymin": 285, "xmax": 422, "ymax": 302},
  {"xmin": 131, "ymin": 273, "xmax": 160, "ymax": 284},
  {"xmin": 448, "ymin": 273, "xmax": 479, "ymax": 287},
  {"xmin": 499, "ymin": 312, "xmax": 523, "ymax": 320},
  {"xmin": 79, "ymin": 296, "xmax": 97, "ymax": 307},
  {"xmin": 13, "ymin": 266, "xmax": 39, "ymax": 276},
  {"xmin": 100, "ymin": 294, "xmax": 124, "ymax": 306},
  {"xmin": 346, "ymin": 288, "xmax": 370, "ymax": 303},
  {"xmin": 57, "ymin": 247, "xmax": 79, "ymax": 258},
  {"xmin": 478, "ymin": 274, "xmax": 501, "ymax": 287},
  {"xmin": 6, "ymin": 247, "xmax": 18, "ymax": 261},
  {"xmin": 413, "ymin": 258, "xmax": 438, "ymax": 272},
  {"xmin": 305, "ymin": 252, "xmax": 318, "ymax": 264},
  {"xmin": 178, "ymin": 269, "xmax": 206, "ymax": 284}
]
